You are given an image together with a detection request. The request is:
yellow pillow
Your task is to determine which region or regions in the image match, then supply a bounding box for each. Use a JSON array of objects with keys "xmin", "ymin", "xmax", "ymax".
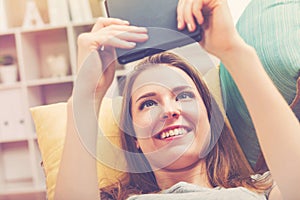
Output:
[
  {"xmin": 30, "ymin": 96, "xmax": 128, "ymax": 200},
  {"xmin": 30, "ymin": 66, "xmax": 223, "ymax": 200}
]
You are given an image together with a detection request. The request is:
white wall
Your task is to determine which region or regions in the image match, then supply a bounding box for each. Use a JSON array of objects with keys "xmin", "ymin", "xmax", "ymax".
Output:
[
  {"xmin": 228, "ymin": 0, "xmax": 251, "ymax": 24},
  {"xmin": 172, "ymin": 0, "xmax": 252, "ymax": 75}
]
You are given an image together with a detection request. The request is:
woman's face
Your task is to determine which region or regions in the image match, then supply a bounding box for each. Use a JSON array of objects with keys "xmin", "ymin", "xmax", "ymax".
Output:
[{"xmin": 130, "ymin": 65, "xmax": 211, "ymax": 170}]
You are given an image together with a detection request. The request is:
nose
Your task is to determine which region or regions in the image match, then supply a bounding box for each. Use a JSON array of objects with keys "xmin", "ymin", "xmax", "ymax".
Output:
[{"xmin": 160, "ymin": 102, "xmax": 182, "ymax": 120}]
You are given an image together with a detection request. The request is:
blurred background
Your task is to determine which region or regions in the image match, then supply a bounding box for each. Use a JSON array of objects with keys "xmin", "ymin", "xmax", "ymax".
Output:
[{"xmin": 0, "ymin": 0, "xmax": 250, "ymax": 199}]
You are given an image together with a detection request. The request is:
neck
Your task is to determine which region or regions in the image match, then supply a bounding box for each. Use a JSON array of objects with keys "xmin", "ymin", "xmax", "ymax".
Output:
[{"xmin": 153, "ymin": 159, "xmax": 212, "ymax": 190}]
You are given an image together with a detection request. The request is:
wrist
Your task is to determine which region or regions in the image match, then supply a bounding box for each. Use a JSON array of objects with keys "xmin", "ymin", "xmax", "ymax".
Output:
[
  {"xmin": 219, "ymin": 42, "xmax": 261, "ymax": 81},
  {"xmin": 217, "ymin": 35, "xmax": 252, "ymax": 60},
  {"xmin": 218, "ymin": 39, "xmax": 256, "ymax": 70}
]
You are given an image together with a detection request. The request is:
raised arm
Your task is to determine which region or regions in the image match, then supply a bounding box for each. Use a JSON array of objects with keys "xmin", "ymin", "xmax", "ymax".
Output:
[
  {"xmin": 177, "ymin": 0, "xmax": 300, "ymax": 199},
  {"xmin": 54, "ymin": 18, "xmax": 148, "ymax": 199}
]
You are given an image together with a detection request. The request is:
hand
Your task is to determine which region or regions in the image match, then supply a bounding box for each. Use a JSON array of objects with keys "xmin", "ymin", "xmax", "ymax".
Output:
[
  {"xmin": 177, "ymin": 0, "xmax": 245, "ymax": 58},
  {"xmin": 76, "ymin": 17, "xmax": 148, "ymax": 95}
]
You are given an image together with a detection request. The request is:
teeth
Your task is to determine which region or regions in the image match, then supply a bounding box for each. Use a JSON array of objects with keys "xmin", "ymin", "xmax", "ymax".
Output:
[
  {"xmin": 169, "ymin": 130, "xmax": 174, "ymax": 137},
  {"xmin": 160, "ymin": 128, "xmax": 187, "ymax": 139},
  {"xmin": 174, "ymin": 129, "xmax": 178, "ymax": 135}
]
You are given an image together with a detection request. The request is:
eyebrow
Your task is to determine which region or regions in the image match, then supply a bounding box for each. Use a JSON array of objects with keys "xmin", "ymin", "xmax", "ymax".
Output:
[
  {"xmin": 135, "ymin": 92, "xmax": 156, "ymax": 103},
  {"xmin": 172, "ymin": 85, "xmax": 193, "ymax": 93},
  {"xmin": 135, "ymin": 85, "xmax": 194, "ymax": 103}
]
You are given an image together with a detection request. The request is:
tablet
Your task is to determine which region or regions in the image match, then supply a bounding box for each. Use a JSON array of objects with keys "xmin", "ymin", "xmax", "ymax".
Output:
[{"xmin": 106, "ymin": 0, "xmax": 203, "ymax": 64}]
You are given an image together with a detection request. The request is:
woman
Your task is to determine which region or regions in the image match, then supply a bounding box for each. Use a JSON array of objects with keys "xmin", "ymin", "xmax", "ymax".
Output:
[
  {"xmin": 54, "ymin": 0, "xmax": 300, "ymax": 199},
  {"xmin": 100, "ymin": 51, "xmax": 273, "ymax": 200}
]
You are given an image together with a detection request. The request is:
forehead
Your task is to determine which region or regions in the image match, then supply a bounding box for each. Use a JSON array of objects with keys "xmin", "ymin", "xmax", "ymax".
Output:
[{"xmin": 131, "ymin": 64, "xmax": 196, "ymax": 94}]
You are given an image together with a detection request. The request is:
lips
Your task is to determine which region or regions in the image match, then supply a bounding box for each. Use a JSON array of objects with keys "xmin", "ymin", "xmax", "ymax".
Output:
[{"xmin": 155, "ymin": 126, "xmax": 192, "ymax": 140}]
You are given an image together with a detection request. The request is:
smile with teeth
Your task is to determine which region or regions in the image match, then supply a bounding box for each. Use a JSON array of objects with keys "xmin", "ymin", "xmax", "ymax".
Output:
[{"xmin": 159, "ymin": 127, "xmax": 189, "ymax": 140}]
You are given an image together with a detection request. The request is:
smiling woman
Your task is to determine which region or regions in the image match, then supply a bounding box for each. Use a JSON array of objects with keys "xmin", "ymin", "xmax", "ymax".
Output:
[
  {"xmin": 131, "ymin": 66, "xmax": 210, "ymax": 164},
  {"xmin": 54, "ymin": 0, "xmax": 300, "ymax": 199},
  {"xmin": 123, "ymin": 59, "xmax": 217, "ymax": 172},
  {"xmin": 103, "ymin": 52, "xmax": 271, "ymax": 199}
]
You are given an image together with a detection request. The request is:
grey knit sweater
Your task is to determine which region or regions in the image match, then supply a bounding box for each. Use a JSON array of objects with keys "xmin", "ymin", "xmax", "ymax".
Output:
[{"xmin": 127, "ymin": 181, "xmax": 267, "ymax": 200}]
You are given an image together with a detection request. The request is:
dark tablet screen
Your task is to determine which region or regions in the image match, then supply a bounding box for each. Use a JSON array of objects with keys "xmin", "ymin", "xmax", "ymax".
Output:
[{"xmin": 106, "ymin": 0, "xmax": 202, "ymax": 64}]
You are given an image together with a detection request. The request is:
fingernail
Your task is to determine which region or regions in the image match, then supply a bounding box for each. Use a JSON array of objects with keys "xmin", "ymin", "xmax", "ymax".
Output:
[
  {"xmin": 140, "ymin": 27, "xmax": 148, "ymax": 32},
  {"xmin": 187, "ymin": 23, "xmax": 193, "ymax": 31},
  {"xmin": 123, "ymin": 20, "xmax": 130, "ymax": 24},
  {"xmin": 141, "ymin": 34, "xmax": 148, "ymax": 39},
  {"xmin": 129, "ymin": 42, "xmax": 136, "ymax": 47},
  {"xmin": 177, "ymin": 21, "xmax": 182, "ymax": 29}
]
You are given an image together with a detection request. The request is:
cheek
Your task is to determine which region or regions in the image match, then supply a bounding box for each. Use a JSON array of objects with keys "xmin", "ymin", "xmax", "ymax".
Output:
[
  {"xmin": 194, "ymin": 108, "xmax": 212, "ymax": 158},
  {"xmin": 136, "ymin": 138, "xmax": 156, "ymax": 154},
  {"xmin": 193, "ymin": 100, "xmax": 210, "ymax": 136},
  {"xmin": 181, "ymin": 100, "xmax": 203, "ymax": 123},
  {"xmin": 182, "ymin": 100, "xmax": 211, "ymax": 147},
  {"xmin": 132, "ymin": 107, "xmax": 161, "ymax": 138}
]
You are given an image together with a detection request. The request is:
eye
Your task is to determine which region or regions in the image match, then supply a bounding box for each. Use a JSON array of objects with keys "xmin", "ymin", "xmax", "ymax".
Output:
[
  {"xmin": 139, "ymin": 100, "xmax": 157, "ymax": 110},
  {"xmin": 176, "ymin": 91, "xmax": 195, "ymax": 101}
]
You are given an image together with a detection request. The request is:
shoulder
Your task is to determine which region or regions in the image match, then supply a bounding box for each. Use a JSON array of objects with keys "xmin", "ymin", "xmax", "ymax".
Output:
[{"xmin": 128, "ymin": 182, "xmax": 267, "ymax": 200}]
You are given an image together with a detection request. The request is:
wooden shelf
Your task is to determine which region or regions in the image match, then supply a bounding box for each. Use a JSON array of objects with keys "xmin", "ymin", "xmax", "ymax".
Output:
[
  {"xmin": 0, "ymin": 0, "xmax": 107, "ymax": 199},
  {"xmin": 26, "ymin": 76, "xmax": 74, "ymax": 87},
  {"xmin": 0, "ymin": 137, "xmax": 28, "ymax": 144},
  {"xmin": 0, "ymin": 82, "xmax": 22, "ymax": 90}
]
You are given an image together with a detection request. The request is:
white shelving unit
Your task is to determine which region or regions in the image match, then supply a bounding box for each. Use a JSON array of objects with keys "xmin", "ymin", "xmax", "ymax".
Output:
[{"xmin": 0, "ymin": 0, "xmax": 116, "ymax": 199}]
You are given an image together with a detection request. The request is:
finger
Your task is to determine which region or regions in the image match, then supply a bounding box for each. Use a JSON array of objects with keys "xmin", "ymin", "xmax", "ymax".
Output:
[
  {"xmin": 107, "ymin": 24, "xmax": 148, "ymax": 34},
  {"xmin": 91, "ymin": 17, "xmax": 129, "ymax": 32},
  {"xmin": 177, "ymin": 0, "xmax": 185, "ymax": 30},
  {"xmin": 115, "ymin": 31, "xmax": 149, "ymax": 43},
  {"xmin": 183, "ymin": 0, "xmax": 196, "ymax": 32},
  {"xmin": 99, "ymin": 25, "xmax": 148, "ymax": 44},
  {"xmin": 97, "ymin": 31, "xmax": 148, "ymax": 49},
  {"xmin": 80, "ymin": 25, "xmax": 148, "ymax": 52},
  {"xmin": 100, "ymin": 25, "xmax": 148, "ymax": 44},
  {"xmin": 192, "ymin": 0, "xmax": 204, "ymax": 25},
  {"xmin": 100, "ymin": 36, "xmax": 137, "ymax": 49}
]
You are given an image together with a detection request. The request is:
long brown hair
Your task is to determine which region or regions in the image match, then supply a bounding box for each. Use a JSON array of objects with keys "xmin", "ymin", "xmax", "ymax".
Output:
[{"xmin": 100, "ymin": 52, "xmax": 272, "ymax": 199}]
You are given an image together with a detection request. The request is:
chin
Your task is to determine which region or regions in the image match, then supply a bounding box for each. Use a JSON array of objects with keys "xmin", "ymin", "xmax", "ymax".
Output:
[
  {"xmin": 164, "ymin": 153, "xmax": 204, "ymax": 171},
  {"xmin": 147, "ymin": 149, "xmax": 204, "ymax": 171}
]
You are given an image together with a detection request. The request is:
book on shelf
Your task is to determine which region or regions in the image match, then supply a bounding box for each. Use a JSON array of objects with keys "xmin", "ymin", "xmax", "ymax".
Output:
[
  {"xmin": 68, "ymin": 0, "xmax": 93, "ymax": 23},
  {"xmin": 0, "ymin": 89, "xmax": 27, "ymax": 141},
  {"xmin": 2, "ymin": 145, "xmax": 33, "ymax": 182},
  {"xmin": 47, "ymin": 0, "xmax": 70, "ymax": 25},
  {"xmin": 0, "ymin": 0, "xmax": 8, "ymax": 31}
]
